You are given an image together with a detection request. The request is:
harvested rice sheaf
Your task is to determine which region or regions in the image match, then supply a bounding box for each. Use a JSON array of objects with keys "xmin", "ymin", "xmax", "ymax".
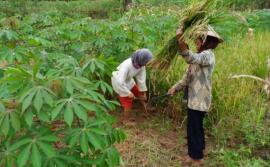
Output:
[{"xmin": 151, "ymin": 0, "xmax": 229, "ymax": 70}]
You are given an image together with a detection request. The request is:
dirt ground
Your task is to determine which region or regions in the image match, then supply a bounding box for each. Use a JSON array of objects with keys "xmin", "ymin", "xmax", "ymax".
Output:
[{"xmin": 115, "ymin": 103, "xmax": 211, "ymax": 167}]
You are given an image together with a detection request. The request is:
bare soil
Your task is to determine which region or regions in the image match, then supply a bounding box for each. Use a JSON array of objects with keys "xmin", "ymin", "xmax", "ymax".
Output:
[{"xmin": 115, "ymin": 103, "xmax": 209, "ymax": 167}]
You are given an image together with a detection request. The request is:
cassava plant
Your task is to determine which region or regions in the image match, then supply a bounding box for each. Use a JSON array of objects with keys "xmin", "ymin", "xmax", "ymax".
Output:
[{"xmin": 0, "ymin": 36, "xmax": 126, "ymax": 167}]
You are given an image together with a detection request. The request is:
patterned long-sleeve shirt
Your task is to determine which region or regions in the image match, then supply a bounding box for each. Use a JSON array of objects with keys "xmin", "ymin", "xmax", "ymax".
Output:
[{"xmin": 173, "ymin": 49, "xmax": 215, "ymax": 112}]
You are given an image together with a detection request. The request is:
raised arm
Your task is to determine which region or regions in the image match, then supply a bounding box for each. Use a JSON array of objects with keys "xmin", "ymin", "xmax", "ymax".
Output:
[
  {"xmin": 176, "ymin": 27, "xmax": 214, "ymax": 66},
  {"xmin": 180, "ymin": 50, "xmax": 214, "ymax": 66}
]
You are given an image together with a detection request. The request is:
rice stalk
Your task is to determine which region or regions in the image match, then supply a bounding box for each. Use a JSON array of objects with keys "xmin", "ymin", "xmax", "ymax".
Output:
[{"xmin": 150, "ymin": 0, "xmax": 229, "ymax": 70}]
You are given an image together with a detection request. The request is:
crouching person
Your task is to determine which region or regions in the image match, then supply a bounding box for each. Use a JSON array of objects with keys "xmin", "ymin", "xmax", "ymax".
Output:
[{"xmin": 111, "ymin": 49, "xmax": 153, "ymax": 123}]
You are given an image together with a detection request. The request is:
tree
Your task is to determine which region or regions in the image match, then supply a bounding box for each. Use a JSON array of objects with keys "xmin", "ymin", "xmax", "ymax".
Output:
[{"xmin": 123, "ymin": 0, "xmax": 132, "ymax": 11}]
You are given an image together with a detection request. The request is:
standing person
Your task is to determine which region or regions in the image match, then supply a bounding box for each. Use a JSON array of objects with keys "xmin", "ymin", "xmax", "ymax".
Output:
[
  {"xmin": 111, "ymin": 48, "xmax": 153, "ymax": 123},
  {"xmin": 168, "ymin": 26, "xmax": 223, "ymax": 166}
]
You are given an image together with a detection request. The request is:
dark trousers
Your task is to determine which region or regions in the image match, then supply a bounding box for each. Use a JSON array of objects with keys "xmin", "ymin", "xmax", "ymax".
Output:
[{"xmin": 187, "ymin": 108, "xmax": 206, "ymax": 160}]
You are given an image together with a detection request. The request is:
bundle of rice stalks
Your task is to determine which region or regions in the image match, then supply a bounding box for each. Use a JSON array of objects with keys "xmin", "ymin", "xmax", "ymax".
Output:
[{"xmin": 151, "ymin": 0, "xmax": 229, "ymax": 70}]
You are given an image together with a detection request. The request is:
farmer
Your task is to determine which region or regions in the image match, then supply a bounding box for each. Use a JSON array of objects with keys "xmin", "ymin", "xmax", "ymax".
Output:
[
  {"xmin": 168, "ymin": 26, "xmax": 223, "ymax": 166},
  {"xmin": 111, "ymin": 48, "xmax": 153, "ymax": 123}
]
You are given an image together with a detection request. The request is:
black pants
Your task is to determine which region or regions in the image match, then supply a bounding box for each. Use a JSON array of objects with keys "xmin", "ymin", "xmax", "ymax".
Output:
[{"xmin": 187, "ymin": 108, "xmax": 206, "ymax": 160}]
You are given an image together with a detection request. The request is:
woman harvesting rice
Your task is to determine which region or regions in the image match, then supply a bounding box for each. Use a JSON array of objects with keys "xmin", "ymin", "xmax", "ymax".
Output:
[
  {"xmin": 168, "ymin": 26, "xmax": 223, "ymax": 166},
  {"xmin": 111, "ymin": 49, "xmax": 153, "ymax": 123}
]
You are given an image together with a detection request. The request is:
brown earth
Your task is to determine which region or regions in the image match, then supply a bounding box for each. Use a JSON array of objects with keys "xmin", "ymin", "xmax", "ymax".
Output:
[{"xmin": 114, "ymin": 103, "xmax": 212, "ymax": 167}]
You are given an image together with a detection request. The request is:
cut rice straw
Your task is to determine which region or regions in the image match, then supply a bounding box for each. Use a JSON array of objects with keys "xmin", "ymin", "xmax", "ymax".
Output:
[{"xmin": 150, "ymin": 0, "xmax": 229, "ymax": 71}]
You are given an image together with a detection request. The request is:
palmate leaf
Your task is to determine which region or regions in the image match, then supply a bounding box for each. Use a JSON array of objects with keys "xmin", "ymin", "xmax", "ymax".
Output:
[
  {"xmin": 10, "ymin": 129, "xmax": 58, "ymax": 167},
  {"xmin": 0, "ymin": 29, "xmax": 19, "ymax": 41},
  {"xmin": 53, "ymin": 56, "xmax": 82, "ymax": 76},
  {"xmin": 0, "ymin": 46, "xmax": 29, "ymax": 63},
  {"xmin": 37, "ymin": 142, "xmax": 56, "ymax": 158},
  {"xmin": 42, "ymin": 154, "xmax": 78, "ymax": 167},
  {"xmin": 0, "ymin": 109, "xmax": 21, "ymax": 136},
  {"xmin": 108, "ymin": 129, "xmax": 127, "ymax": 145},
  {"xmin": 51, "ymin": 94, "xmax": 104, "ymax": 126},
  {"xmin": 81, "ymin": 58, "xmax": 106, "ymax": 76},
  {"xmin": 55, "ymin": 76, "xmax": 90, "ymax": 95},
  {"xmin": 84, "ymin": 87, "xmax": 105, "ymax": 103},
  {"xmin": 106, "ymin": 147, "xmax": 120, "ymax": 167},
  {"xmin": 0, "ymin": 142, "xmax": 17, "ymax": 167},
  {"xmin": 3, "ymin": 67, "xmax": 33, "ymax": 93},
  {"xmin": 95, "ymin": 80, "xmax": 113, "ymax": 95},
  {"xmin": 20, "ymin": 86, "xmax": 55, "ymax": 116},
  {"xmin": 27, "ymin": 35, "xmax": 52, "ymax": 48},
  {"xmin": 66, "ymin": 118, "xmax": 108, "ymax": 153}
]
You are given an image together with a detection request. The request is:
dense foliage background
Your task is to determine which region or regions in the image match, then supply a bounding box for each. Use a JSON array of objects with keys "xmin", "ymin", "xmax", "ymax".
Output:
[{"xmin": 0, "ymin": 0, "xmax": 269, "ymax": 166}]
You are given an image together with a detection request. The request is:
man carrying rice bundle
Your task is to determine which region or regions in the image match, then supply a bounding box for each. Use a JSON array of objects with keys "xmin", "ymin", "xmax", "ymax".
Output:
[{"xmin": 168, "ymin": 26, "xmax": 223, "ymax": 166}]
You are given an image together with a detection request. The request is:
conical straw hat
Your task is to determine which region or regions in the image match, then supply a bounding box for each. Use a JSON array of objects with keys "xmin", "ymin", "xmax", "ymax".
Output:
[{"xmin": 205, "ymin": 25, "xmax": 224, "ymax": 43}]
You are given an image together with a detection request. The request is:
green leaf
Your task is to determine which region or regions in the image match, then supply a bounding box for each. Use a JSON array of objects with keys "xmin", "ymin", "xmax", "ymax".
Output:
[
  {"xmin": 53, "ymin": 159, "xmax": 67, "ymax": 167},
  {"xmin": 119, "ymin": 130, "xmax": 127, "ymax": 142},
  {"xmin": 100, "ymin": 82, "xmax": 106, "ymax": 93},
  {"xmin": 104, "ymin": 82, "xmax": 113, "ymax": 95},
  {"xmin": 22, "ymin": 91, "xmax": 35, "ymax": 112},
  {"xmin": 64, "ymin": 103, "xmax": 73, "ymax": 127},
  {"xmin": 51, "ymin": 102, "xmax": 65, "ymax": 120},
  {"xmin": 107, "ymin": 147, "xmax": 120, "ymax": 167},
  {"xmin": 0, "ymin": 102, "xmax": 5, "ymax": 112},
  {"xmin": 24, "ymin": 110, "xmax": 33, "ymax": 127},
  {"xmin": 31, "ymin": 144, "xmax": 41, "ymax": 167},
  {"xmin": 90, "ymin": 62, "xmax": 95, "ymax": 73},
  {"xmin": 73, "ymin": 103, "xmax": 87, "ymax": 122},
  {"xmin": 34, "ymin": 90, "xmax": 43, "ymax": 113},
  {"xmin": 89, "ymin": 120, "xmax": 106, "ymax": 127},
  {"xmin": 80, "ymin": 132, "xmax": 89, "ymax": 154},
  {"xmin": 2, "ymin": 115, "xmax": 10, "ymax": 136},
  {"xmin": 38, "ymin": 111, "xmax": 50, "ymax": 122},
  {"xmin": 11, "ymin": 112, "xmax": 20, "ymax": 131},
  {"xmin": 68, "ymin": 133, "xmax": 79, "ymax": 147},
  {"xmin": 19, "ymin": 88, "xmax": 35, "ymax": 102},
  {"xmin": 87, "ymin": 132, "xmax": 102, "ymax": 150},
  {"xmin": 90, "ymin": 128, "xmax": 107, "ymax": 136},
  {"xmin": 40, "ymin": 135, "xmax": 58, "ymax": 142},
  {"xmin": 17, "ymin": 144, "xmax": 31, "ymax": 167},
  {"xmin": 66, "ymin": 79, "xmax": 74, "ymax": 95},
  {"xmin": 10, "ymin": 138, "xmax": 31, "ymax": 151},
  {"xmin": 78, "ymin": 100, "xmax": 97, "ymax": 111},
  {"xmin": 73, "ymin": 77, "xmax": 90, "ymax": 84},
  {"xmin": 37, "ymin": 142, "xmax": 56, "ymax": 158},
  {"xmin": 41, "ymin": 90, "xmax": 53, "ymax": 106}
]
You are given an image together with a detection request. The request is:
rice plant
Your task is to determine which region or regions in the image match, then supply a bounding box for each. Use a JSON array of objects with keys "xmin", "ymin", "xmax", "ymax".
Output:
[{"xmin": 150, "ymin": 0, "xmax": 233, "ymax": 70}]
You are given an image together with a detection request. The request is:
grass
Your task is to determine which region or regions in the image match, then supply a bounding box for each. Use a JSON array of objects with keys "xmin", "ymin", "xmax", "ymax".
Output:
[
  {"xmin": 116, "ymin": 110, "xmax": 185, "ymax": 167},
  {"xmin": 0, "ymin": 0, "xmax": 122, "ymax": 19},
  {"xmin": 0, "ymin": 1, "xmax": 269, "ymax": 166},
  {"xmin": 152, "ymin": 31, "xmax": 270, "ymax": 149}
]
